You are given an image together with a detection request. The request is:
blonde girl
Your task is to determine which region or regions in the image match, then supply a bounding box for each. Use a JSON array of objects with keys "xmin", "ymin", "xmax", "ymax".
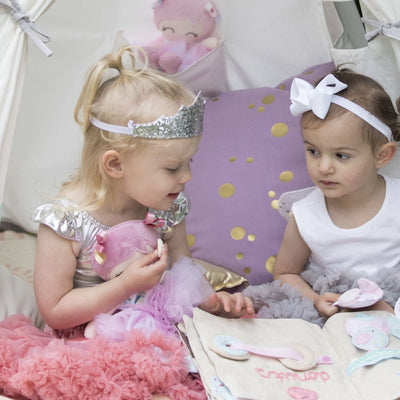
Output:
[{"xmin": 31, "ymin": 46, "xmax": 253, "ymax": 336}]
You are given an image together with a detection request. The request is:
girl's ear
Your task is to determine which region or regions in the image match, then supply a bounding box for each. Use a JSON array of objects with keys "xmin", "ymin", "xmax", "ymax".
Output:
[
  {"xmin": 102, "ymin": 150, "xmax": 123, "ymax": 178},
  {"xmin": 375, "ymin": 142, "xmax": 397, "ymax": 169}
]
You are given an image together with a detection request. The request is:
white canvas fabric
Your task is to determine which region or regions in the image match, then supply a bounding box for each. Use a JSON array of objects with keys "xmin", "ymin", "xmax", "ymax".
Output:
[
  {"xmin": 326, "ymin": 0, "xmax": 400, "ymax": 105},
  {"xmin": 0, "ymin": 0, "xmax": 54, "ymax": 220},
  {"xmin": 1, "ymin": 0, "xmax": 335, "ymax": 232},
  {"xmin": 184, "ymin": 308, "xmax": 400, "ymax": 400}
]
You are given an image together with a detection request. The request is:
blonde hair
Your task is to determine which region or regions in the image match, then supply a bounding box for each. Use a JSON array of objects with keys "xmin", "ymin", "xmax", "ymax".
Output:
[
  {"xmin": 62, "ymin": 46, "xmax": 196, "ymax": 209},
  {"xmin": 301, "ymin": 68, "xmax": 400, "ymax": 152}
]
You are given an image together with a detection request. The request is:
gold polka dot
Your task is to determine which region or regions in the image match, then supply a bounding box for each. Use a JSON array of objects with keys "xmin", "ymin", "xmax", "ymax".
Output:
[
  {"xmin": 271, "ymin": 122, "xmax": 288, "ymax": 138},
  {"xmin": 248, "ymin": 103, "xmax": 255, "ymax": 109},
  {"xmin": 236, "ymin": 252, "xmax": 244, "ymax": 260},
  {"xmin": 187, "ymin": 234, "xmax": 196, "ymax": 248},
  {"xmin": 262, "ymin": 95, "xmax": 275, "ymax": 105},
  {"xmin": 246, "ymin": 157, "xmax": 254, "ymax": 163},
  {"xmin": 278, "ymin": 84, "xmax": 285, "ymax": 90},
  {"xmin": 229, "ymin": 156, "xmax": 236, "ymax": 162},
  {"xmin": 219, "ymin": 183, "xmax": 235, "ymax": 198},
  {"xmin": 231, "ymin": 226, "xmax": 245, "ymax": 240},
  {"xmin": 268, "ymin": 190, "xmax": 276, "ymax": 198},
  {"xmin": 257, "ymin": 106, "xmax": 265, "ymax": 112},
  {"xmin": 265, "ymin": 255, "xmax": 276, "ymax": 273},
  {"xmin": 303, "ymin": 70, "xmax": 313, "ymax": 75},
  {"xmin": 280, "ymin": 171, "xmax": 294, "ymax": 182},
  {"xmin": 212, "ymin": 97, "xmax": 219, "ymax": 101},
  {"xmin": 243, "ymin": 267, "xmax": 251, "ymax": 275},
  {"xmin": 247, "ymin": 234, "xmax": 256, "ymax": 242},
  {"xmin": 271, "ymin": 199, "xmax": 279, "ymax": 210}
]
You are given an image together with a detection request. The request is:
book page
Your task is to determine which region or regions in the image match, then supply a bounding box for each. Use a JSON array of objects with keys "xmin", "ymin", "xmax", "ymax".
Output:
[
  {"xmin": 186, "ymin": 308, "xmax": 362, "ymax": 400},
  {"xmin": 323, "ymin": 310, "xmax": 400, "ymax": 400}
]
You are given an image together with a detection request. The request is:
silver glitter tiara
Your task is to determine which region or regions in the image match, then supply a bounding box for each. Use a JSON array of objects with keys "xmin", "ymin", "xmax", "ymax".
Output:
[{"xmin": 89, "ymin": 92, "xmax": 205, "ymax": 139}]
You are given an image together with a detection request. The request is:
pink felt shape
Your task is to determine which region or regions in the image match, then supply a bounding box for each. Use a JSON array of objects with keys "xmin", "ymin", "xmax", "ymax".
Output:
[
  {"xmin": 345, "ymin": 314, "xmax": 391, "ymax": 336},
  {"xmin": 333, "ymin": 278, "xmax": 383, "ymax": 308},
  {"xmin": 287, "ymin": 386, "xmax": 318, "ymax": 400},
  {"xmin": 350, "ymin": 326, "xmax": 389, "ymax": 352},
  {"xmin": 91, "ymin": 219, "xmax": 158, "ymax": 281}
]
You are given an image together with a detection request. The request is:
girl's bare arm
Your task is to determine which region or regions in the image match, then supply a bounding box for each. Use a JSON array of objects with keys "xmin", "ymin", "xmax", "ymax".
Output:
[
  {"xmin": 273, "ymin": 217, "xmax": 340, "ymax": 317},
  {"xmin": 34, "ymin": 224, "xmax": 167, "ymax": 330},
  {"xmin": 273, "ymin": 217, "xmax": 317, "ymax": 301}
]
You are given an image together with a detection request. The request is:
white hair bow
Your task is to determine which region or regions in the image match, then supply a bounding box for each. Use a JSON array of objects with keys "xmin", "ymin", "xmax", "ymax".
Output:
[
  {"xmin": 289, "ymin": 74, "xmax": 392, "ymax": 140},
  {"xmin": 289, "ymin": 74, "xmax": 347, "ymax": 118}
]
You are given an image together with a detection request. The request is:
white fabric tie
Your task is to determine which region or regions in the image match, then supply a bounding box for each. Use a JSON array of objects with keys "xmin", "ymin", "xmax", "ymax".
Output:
[
  {"xmin": 0, "ymin": 0, "xmax": 52, "ymax": 56},
  {"xmin": 361, "ymin": 17, "xmax": 400, "ymax": 42},
  {"xmin": 290, "ymin": 74, "xmax": 392, "ymax": 141}
]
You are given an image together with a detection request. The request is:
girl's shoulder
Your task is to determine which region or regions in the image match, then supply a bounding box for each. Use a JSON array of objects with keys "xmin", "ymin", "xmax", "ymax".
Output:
[
  {"xmin": 150, "ymin": 192, "xmax": 190, "ymax": 232},
  {"xmin": 278, "ymin": 186, "xmax": 318, "ymax": 221},
  {"xmin": 31, "ymin": 199, "xmax": 107, "ymax": 241}
]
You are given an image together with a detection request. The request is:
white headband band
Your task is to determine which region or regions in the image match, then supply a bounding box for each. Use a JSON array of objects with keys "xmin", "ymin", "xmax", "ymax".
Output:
[{"xmin": 290, "ymin": 74, "xmax": 392, "ymax": 141}]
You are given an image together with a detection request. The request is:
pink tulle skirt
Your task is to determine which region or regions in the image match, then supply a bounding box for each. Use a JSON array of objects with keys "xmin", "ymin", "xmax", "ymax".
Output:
[
  {"xmin": 0, "ymin": 257, "xmax": 212, "ymax": 400},
  {"xmin": 94, "ymin": 256, "xmax": 214, "ymax": 340}
]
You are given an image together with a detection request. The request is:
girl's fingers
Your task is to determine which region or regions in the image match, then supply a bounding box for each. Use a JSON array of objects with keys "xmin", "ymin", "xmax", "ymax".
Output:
[{"xmin": 244, "ymin": 297, "xmax": 255, "ymax": 315}]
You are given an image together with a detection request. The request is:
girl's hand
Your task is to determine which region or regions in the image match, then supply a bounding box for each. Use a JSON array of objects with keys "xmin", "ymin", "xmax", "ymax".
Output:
[
  {"xmin": 118, "ymin": 246, "xmax": 169, "ymax": 296},
  {"xmin": 314, "ymin": 292, "xmax": 340, "ymax": 317},
  {"xmin": 200, "ymin": 291, "xmax": 255, "ymax": 318}
]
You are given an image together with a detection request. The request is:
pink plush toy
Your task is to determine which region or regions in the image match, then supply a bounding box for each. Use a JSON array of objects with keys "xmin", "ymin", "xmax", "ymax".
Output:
[
  {"xmin": 84, "ymin": 217, "xmax": 162, "ymax": 338},
  {"xmin": 85, "ymin": 215, "xmax": 214, "ymax": 340},
  {"xmin": 91, "ymin": 218, "xmax": 161, "ymax": 281},
  {"xmin": 332, "ymin": 278, "xmax": 383, "ymax": 309},
  {"xmin": 144, "ymin": 0, "xmax": 220, "ymax": 74}
]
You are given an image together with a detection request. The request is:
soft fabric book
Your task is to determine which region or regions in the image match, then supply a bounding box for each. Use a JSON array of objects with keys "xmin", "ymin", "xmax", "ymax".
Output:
[{"xmin": 182, "ymin": 308, "xmax": 400, "ymax": 400}]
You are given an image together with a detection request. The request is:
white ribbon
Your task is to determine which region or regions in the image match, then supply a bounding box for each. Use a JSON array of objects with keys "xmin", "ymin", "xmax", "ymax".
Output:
[
  {"xmin": 290, "ymin": 74, "xmax": 347, "ymax": 118},
  {"xmin": 290, "ymin": 74, "xmax": 392, "ymax": 141},
  {"xmin": 0, "ymin": 0, "xmax": 52, "ymax": 57},
  {"xmin": 361, "ymin": 17, "xmax": 400, "ymax": 43}
]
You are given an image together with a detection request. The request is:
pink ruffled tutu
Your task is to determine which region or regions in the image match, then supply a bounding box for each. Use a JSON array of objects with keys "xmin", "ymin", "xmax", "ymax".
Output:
[{"xmin": 0, "ymin": 257, "xmax": 212, "ymax": 399}]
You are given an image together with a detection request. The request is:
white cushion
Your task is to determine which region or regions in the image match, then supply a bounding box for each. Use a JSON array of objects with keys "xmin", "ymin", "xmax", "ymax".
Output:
[{"xmin": 0, "ymin": 264, "xmax": 43, "ymax": 328}]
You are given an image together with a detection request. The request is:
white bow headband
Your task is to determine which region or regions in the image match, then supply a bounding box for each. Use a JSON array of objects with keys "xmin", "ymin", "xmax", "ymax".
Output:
[{"xmin": 290, "ymin": 74, "xmax": 392, "ymax": 141}]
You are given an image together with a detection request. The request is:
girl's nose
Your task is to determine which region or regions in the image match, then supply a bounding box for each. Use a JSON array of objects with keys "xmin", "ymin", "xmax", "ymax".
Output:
[
  {"xmin": 318, "ymin": 155, "xmax": 334, "ymax": 174},
  {"xmin": 179, "ymin": 163, "xmax": 192, "ymax": 183}
]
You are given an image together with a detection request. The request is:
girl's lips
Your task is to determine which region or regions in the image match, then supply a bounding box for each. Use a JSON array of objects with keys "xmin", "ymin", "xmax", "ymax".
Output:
[
  {"xmin": 320, "ymin": 180, "xmax": 337, "ymax": 186},
  {"xmin": 168, "ymin": 192, "xmax": 180, "ymax": 200}
]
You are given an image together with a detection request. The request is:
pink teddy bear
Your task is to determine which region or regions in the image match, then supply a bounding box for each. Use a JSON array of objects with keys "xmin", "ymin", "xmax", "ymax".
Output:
[{"xmin": 144, "ymin": 0, "xmax": 219, "ymax": 74}]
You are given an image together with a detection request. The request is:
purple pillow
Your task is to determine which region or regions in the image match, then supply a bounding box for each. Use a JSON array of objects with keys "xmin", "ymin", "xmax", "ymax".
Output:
[{"xmin": 185, "ymin": 62, "xmax": 334, "ymax": 285}]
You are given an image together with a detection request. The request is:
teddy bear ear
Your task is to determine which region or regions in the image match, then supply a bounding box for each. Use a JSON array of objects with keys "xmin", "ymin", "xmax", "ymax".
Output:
[
  {"xmin": 151, "ymin": 0, "xmax": 162, "ymax": 9},
  {"xmin": 204, "ymin": 1, "xmax": 218, "ymax": 18}
]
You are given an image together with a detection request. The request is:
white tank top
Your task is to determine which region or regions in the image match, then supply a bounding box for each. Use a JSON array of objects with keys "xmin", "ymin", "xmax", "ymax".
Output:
[{"xmin": 292, "ymin": 175, "xmax": 400, "ymax": 277}]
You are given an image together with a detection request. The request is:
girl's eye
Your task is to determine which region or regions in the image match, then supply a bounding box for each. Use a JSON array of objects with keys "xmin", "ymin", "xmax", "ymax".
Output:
[
  {"xmin": 306, "ymin": 148, "xmax": 320, "ymax": 156},
  {"xmin": 185, "ymin": 32, "xmax": 198, "ymax": 38},
  {"xmin": 166, "ymin": 166, "xmax": 180, "ymax": 173},
  {"xmin": 336, "ymin": 153, "xmax": 350, "ymax": 160},
  {"xmin": 162, "ymin": 26, "xmax": 175, "ymax": 33}
]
